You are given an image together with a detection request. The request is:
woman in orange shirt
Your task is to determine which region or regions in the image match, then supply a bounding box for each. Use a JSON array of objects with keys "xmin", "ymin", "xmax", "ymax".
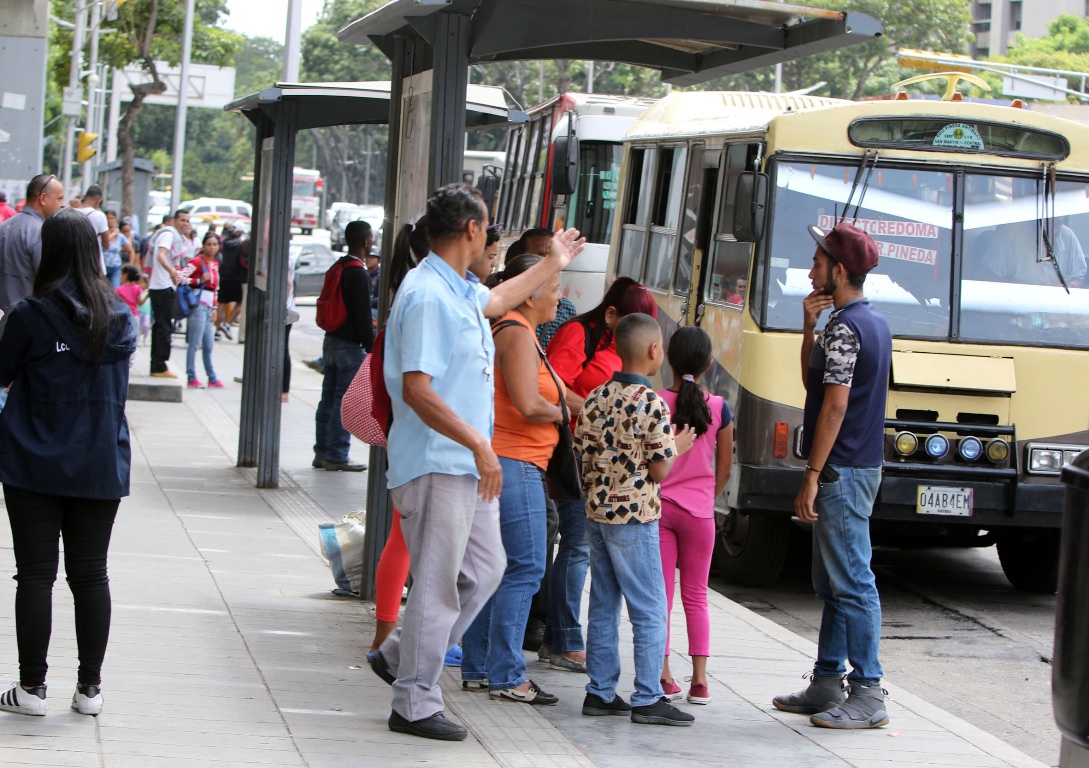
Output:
[{"xmin": 460, "ymin": 254, "xmax": 565, "ymax": 706}]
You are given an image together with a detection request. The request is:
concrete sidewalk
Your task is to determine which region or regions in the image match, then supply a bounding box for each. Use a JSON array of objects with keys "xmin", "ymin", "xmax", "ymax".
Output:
[{"xmin": 0, "ymin": 337, "xmax": 1054, "ymax": 767}]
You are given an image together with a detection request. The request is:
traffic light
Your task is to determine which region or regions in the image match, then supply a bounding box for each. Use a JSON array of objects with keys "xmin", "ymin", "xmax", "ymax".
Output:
[{"xmin": 77, "ymin": 131, "xmax": 99, "ymax": 163}]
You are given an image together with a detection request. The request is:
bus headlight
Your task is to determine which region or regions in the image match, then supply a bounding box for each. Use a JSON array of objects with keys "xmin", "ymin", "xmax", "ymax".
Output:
[
  {"xmin": 1029, "ymin": 448, "xmax": 1063, "ymax": 473},
  {"xmin": 985, "ymin": 438, "xmax": 1009, "ymax": 464},
  {"xmin": 893, "ymin": 432, "xmax": 918, "ymax": 457},
  {"xmin": 958, "ymin": 436, "xmax": 983, "ymax": 462},
  {"xmin": 925, "ymin": 434, "xmax": 950, "ymax": 459}
]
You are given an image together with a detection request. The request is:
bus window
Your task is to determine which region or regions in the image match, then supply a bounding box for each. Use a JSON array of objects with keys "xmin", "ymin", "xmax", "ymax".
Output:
[
  {"xmin": 707, "ymin": 144, "xmax": 758, "ymax": 309},
  {"xmin": 763, "ymin": 162, "xmax": 954, "ymax": 338},
  {"xmin": 644, "ymin": 145, "xmax": 688, "ymax": 292},
  {"xmin": 526, "ymin": 120, "xmax": 552, "ymax": 230},
  {"xmin": 501, "ymin": 126, "xmax": 526, "ymax": 230},
  {"xmin": 674, "ymin": 144, "xmax": 716, "ymax": 296},
  {"xmin": 569, "ymin": 142, "xmax": 623, "ymax": 245},
  {"xmin": 961, "ymin": 174, "xmax": 1089, "ymax": 347},
  {"xmin": 618, "ymin": 146, "xmax": 656, "ymax": 279},
  {"xmin": 514, "ymin": 119, "xmax": 542, "ymax": 231}
]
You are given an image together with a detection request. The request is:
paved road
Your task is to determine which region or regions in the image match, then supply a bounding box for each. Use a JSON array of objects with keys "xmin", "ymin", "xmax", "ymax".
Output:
[{"xmin": 713, "ymin": 543, "xmax": 1059, "ymax": 766}]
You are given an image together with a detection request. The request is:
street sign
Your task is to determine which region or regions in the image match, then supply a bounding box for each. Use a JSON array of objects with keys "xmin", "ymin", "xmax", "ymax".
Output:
[
  {"xmin": 1003, "ymin": 74, "xmax": 1068, "ymax": 102},
  {"xmin": 62, "ymin": 86, "xmax": 82, "ymax": 116},
  {"xmin": 113, "ymin": 63, "xmax": 236, "ymax": 109}
]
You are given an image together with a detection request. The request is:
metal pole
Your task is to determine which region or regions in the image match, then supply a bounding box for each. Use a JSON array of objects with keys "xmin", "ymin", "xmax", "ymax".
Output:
[
  {"xmin": 775, "ymin": 62, "xmax": 782, "ymax": 93},
  {"xmin": 171, "ymin": 0, "xmax": 195, "ymax": 211},
  {"xmin": 363, "ymin": 130, "xmax": 373, "ymax": 205},
  {"xmin": 64, "ymin": 0, "xmax": 87, "ymax": 197},
  {"xmin": 284, "ymin": 0, "xmax": 302, "ymax": 82},
  {"xmin": 587, "ymin": 60, "xmax": 594, "ymax": 93},
  {"xmin": 106, "ymin": 68, "xmax": 121, "ymax": 162},
  {"xmin": 83, "ymin": 0, "xmax": 100, "ymax": 184}
]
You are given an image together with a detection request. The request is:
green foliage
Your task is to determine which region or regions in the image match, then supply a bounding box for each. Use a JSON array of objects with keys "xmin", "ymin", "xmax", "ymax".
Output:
[{"xmin": 988, "ymin": 15, "xmax": 1089, "ymax": 99}]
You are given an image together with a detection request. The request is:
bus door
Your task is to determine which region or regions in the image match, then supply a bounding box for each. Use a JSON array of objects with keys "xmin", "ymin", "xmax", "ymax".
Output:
[
  {"xmin": 691, "ymin": 142, "xmax": 762, "ymax": 329},
  {"xmin": 673, "ymin": 143, "xmax": 720, "ymax": 326}
]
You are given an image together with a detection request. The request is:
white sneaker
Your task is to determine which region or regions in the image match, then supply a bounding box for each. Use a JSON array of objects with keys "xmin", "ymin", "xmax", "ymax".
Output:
[
  {"xmin": 71, "ymin": 685, "xmax": 103, "ymax": 716},
  {"xmin": 0, "ymin": 682, "xmax": 46, "ymax": 716}
]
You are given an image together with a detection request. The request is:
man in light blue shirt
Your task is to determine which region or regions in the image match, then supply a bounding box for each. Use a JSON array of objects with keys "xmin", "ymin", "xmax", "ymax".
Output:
[{"xmin": 373, "ymin": 183, "xmax": 584, "ymax": 742}]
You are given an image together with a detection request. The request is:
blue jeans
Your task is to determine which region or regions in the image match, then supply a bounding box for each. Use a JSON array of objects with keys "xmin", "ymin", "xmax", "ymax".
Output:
[
  {"xmin": 185, "ymin": 304, "xmax": 217, "ymax": 383},
  {"xmin": 812, "ymin": 464, "xmax": 883, "ymax": 686},
  {"xmin": 105, "ymin": 264, "xmax": 122, "ymax": 289},
  {"xmin": 313, "ymin": 336, "xmax": 364, "ymax": 464},
  {"xmin": 461, "ymin": 457, "xmax": 547, "ymax": 689},
  {"xmin": 585, "ymin": 519, "xmax": 667, "ymax": 708},
  {"xmin": 543, "ymin": 498, "xmax": 589, "ymax": 653}
]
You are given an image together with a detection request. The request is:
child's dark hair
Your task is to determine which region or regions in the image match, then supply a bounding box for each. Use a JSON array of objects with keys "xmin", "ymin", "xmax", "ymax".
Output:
[
  {"xmin": 121, "ymin": 264, "xmax": 141, "ymax": 282},
  {"xmin": 667, "ymin": 325, "xmax": 714, "ymax": 436}
]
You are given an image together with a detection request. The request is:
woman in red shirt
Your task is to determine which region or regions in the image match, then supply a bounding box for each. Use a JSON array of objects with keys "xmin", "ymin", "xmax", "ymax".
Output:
[
  {"xmin": 538, "ymin": 276, "xmax": 657, "ymax": 670},
  {"xmin": 185, "ymin": 233, "xmax": 223, "ymax": 388}
]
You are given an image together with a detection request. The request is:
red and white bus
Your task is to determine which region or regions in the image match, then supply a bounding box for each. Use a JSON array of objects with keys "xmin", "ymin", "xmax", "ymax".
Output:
[
  {"xmin": 496, "ymin": 93, "xmax": 657, "ymax": 311},
  {"xmin": 292, "ymin": 168, "xmax": 322, "ymax": 235}
]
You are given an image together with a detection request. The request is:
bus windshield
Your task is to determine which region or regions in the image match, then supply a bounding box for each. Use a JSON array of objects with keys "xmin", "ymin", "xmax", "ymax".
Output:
[
  {"xmin": 569, "ymin": 142, "xmax": 622, "ymax": 244},
  {"xmin": 294, "ymin": 178, "xmax": 317, "ymax": 198},
  {"xmin": 762, "ymin": 160, "xmax": 1089, "ymax": 348}
]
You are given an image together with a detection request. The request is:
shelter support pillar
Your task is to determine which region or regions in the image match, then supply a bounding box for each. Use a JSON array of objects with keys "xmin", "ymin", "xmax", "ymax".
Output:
[
  {"xmin": 428, "ymin": 12, "xmax": 470, "ymax": 190},
  {"xmin": 361, "ymin": 36, "xmax": 414, "ymax": 600}
]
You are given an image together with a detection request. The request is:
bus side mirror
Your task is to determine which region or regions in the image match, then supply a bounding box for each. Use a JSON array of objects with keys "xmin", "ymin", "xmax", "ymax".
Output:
[
  {"xmin": 551, "ymin": 132, "xmax": 579, "ymax": 197},
  {"xmin": 476, "ymin": 174, "xmax": 498, "ymax": 216},
  {"xmin": 733, "ymin": 171, "xmax": 769, "ymax": 242}
]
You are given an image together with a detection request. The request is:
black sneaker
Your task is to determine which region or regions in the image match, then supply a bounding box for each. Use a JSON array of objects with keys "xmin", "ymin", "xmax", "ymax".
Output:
[
  {"xmin": 312, "ymin": 457, "xmax": 325, "ymax": 468},
  {"xmin": 323, "ymin": 460, "xmax": 367, "ymax": 472},
  {"xmin": 631, "ymin": 697, "xmax": 695, "ymax": 726},
  {"xmin": 582, "ymin": 692, "xmax": 631, "ymax": 717},
  {"xmin": 369, "ymin": 650, "xmax": 395, "ymax": 686},
  {"xmin": 488, "ymin": 680, "xmax": 558, "ymax": 705},
  {"xmin": 388, "ymin": 710, "xmax": 467, "ymax": 741}
]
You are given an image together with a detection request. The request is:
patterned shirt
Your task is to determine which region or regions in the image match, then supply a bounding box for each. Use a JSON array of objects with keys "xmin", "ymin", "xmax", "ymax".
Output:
[{"xmin": 575, "ymin": 371, "xmax": 677, "ymax": 524}]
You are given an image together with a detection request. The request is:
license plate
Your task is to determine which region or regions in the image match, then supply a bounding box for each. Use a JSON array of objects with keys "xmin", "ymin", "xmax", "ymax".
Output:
[{"xmin": 916, "ymin": 486, "xmax": 973, "ymax": 516}]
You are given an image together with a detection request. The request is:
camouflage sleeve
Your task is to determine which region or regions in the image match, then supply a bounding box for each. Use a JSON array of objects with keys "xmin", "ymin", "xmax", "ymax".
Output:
[{"xmin": 821, "ymin": 319, "xmax": 860, "ymax": 388}]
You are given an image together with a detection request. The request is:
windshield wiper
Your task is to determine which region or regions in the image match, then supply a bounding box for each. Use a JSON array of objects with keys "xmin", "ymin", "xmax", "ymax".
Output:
[
  {"xmin": 1039, "ymin": 162, "xmax": 1071, "ymax": 295},
  {"xmin": 838, "ymin": 150, "xmax": 880, "ymax": 225}
]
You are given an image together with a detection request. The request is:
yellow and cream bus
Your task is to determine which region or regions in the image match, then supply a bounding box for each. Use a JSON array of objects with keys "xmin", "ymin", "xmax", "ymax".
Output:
[{"xmin": 610, "ymin": 89, "xmax": 1089, "ymax": 592}]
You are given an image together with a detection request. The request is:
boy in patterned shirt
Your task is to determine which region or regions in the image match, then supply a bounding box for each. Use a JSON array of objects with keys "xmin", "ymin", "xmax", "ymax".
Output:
[{"xmin": 574, "ymin": 312, "xmax": 696, "ymax": 726}]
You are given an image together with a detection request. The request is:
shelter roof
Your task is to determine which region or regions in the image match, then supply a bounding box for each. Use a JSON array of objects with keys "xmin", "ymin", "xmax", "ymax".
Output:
[
  {"xmin": 337, "ymin": 0, "xmax": 882, "ymax": 86},
  {"xmin": 225, "ymin": 80, "xmax": 521, "ymax": 130}
]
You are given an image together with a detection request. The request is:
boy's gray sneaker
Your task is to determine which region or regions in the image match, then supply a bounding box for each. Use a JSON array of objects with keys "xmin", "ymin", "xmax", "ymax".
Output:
[
  {"xmin": 810, "ymin": 682, "xmax": 889, "ymax": 729},
  {"xmin": 772, "ymin": 672, "xmax": 846, "ymax": 715}
]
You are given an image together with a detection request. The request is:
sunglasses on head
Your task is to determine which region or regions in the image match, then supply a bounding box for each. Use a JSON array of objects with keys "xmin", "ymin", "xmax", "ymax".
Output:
[{"xmin": 30, "ymin": 174, "xmax": 56, "ymax": 198}]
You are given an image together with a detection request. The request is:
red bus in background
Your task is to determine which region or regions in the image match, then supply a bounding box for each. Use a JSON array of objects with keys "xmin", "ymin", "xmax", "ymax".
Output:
[{"xmin": 496, "ymin": 93, "xmax": 657, "ymax": 311}]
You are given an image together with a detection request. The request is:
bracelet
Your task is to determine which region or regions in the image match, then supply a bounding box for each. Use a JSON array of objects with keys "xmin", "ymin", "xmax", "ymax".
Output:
[{"xmin": 805, "ymin": 464, "xmax": 822, "ymax": 474}]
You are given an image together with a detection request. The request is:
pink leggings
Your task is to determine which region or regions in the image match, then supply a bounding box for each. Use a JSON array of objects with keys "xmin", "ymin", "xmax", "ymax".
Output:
[{"xmin": 659, "ymin": 499, "xmax": 716, "ymax": 657}]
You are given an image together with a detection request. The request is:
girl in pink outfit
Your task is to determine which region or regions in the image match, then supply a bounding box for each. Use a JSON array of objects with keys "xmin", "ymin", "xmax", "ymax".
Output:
[{"xmin": 657, "ymin": 326, "xmax": 734, "ymax": 705}]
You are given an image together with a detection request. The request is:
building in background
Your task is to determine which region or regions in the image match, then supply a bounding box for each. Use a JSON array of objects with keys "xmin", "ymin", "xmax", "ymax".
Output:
[{"xmin": 970, "ymin": 0, "xmax": 1085, "ymax": 57}]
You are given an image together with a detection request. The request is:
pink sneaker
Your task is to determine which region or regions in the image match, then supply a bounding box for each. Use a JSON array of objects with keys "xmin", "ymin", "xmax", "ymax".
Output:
[
  {"xmin": 187, "ymin": 379, "xmax": 204, "ymax": 388},
  {"xmin": 661, "ymin": 677, "xmax": 683, "ymax": 701},
  {"xmin": 207, "ymin": 380, "xmax": 226, "ymax": 389},
  {"xmin": 687, "ymin": 680, "xmax": 711, "ymax": 705}
]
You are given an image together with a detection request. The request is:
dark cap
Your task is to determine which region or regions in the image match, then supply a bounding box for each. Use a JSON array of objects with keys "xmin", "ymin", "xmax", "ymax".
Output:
[{"xmin": 808, "ymin": 222, "xmax": 879, "ymax": 275}]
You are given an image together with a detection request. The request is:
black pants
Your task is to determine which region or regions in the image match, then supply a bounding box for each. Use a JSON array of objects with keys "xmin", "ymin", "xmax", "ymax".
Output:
[
  {"xmin": 528, "ymin": 483, "xmax": 560, "ymax": 623},
  {"xmin": 3, "ymin": 485, "xmax": 119, "ymax": 688},
  {"xmin": 149, "ymin": 287, "xmax": 175, "ymax": 373},
  {"xmin": 283, "ymin": 322, "xmax": 292, "ymax": 394}
]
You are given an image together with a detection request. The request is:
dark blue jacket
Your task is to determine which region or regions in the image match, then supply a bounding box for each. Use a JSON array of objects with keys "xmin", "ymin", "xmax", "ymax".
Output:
[{"xmin": 0, "ymin": 285, "xmax": 137, "ymax": 499}]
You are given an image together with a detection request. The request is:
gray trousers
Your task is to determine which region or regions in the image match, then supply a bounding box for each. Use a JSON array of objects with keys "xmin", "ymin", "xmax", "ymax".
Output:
[{"xmin": 384, "ymin": 472, "xmax": 505, "ymax": 721}]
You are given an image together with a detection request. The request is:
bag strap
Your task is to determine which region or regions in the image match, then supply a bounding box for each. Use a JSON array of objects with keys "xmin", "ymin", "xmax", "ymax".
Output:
[{"xmin": 493, "ymin": 318, "xmax": 570, "ymax": 428}]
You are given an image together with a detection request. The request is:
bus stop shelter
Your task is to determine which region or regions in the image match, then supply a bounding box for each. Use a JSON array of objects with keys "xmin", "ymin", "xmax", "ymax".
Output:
[{"xmin": 224, "ymin": 81, "xmax": 518, "ymax": 484}]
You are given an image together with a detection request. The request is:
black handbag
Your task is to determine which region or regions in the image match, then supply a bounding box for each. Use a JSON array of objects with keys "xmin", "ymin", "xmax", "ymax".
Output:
[
  {"xmin": 540, "ymin": 352, "xmax": 584, "ymax": 501},
  {"xmin": 492, "ymin": 319, "xmax": 584, "ymax": 500}
]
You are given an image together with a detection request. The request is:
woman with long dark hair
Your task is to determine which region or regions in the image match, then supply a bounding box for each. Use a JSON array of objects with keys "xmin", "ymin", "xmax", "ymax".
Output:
[
  {"xmin": 0, "ymin": 208, "xmax": 136, "ymax": 717},
  {"xmin": 655, "ymin": 325, "xmax": 733, "ymax": 705},
  {"xmin": 537, "ymin": 276, "xmax": 658, "ymax": 672}
]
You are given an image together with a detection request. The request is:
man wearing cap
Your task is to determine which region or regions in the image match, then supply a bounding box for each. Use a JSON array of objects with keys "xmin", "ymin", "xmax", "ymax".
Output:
[{"xmin": 772, "ymin": 222, "xmax": 892, "ymax": 729}]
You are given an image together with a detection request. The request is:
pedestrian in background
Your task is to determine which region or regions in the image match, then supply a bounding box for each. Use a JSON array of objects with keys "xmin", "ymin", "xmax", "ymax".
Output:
[
  {"xmin": 772, "ymin": 222, "xmax": 892, "ymax": 729},
  {"xmin": 0, "ymin": 174, "xmax": 66, "ymax": 344},
  {"xmin": 0, "ymin": 191, "xmax": 15, "ymax": 223},
  {"xmin": 185, "ymin": 232, "xmax": 224, "ymax": 389},
  {"xmin": 313, "ymin": 220, "xmax": 373, "ymax": 471},
  {"xmin": 656, "ymin": 325, "xmax": 733, "ymax": 706},
  {"xmin": 147, "ymin": 209, "xmax": 191, "ymax": 378},
  {"xmin": 0, "ymin": 208, "xmax": 136, "ymax": 718},
  {"xmin": 75, "ymin": 186, "xmax": 109, "ymax": 276},
  {"xmin": 216, "ymin": 222, "xmax": 245, "ymax": 340},
  {"xmin": 102, "ymin": 210, "xmax": 127, "ymax": 289},
  {"xmin": 538, "ymin": 277, "xmax": 658, "ymax": 673}
]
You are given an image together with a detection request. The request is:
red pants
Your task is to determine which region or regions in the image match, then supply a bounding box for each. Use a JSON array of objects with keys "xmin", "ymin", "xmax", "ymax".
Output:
[{"xmin": 375, "ymin": 511, "xmax": 410, "ymax": 623}]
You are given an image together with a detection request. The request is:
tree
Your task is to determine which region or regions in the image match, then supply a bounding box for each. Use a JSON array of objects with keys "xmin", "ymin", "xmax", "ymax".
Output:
[
  {"xmin": 989, "ymin": 14, "xmax": 1089, "ymax": 99},
  {"xmin": 51, "ymin": 0, "xmax": 242, "ymax": 217}
]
